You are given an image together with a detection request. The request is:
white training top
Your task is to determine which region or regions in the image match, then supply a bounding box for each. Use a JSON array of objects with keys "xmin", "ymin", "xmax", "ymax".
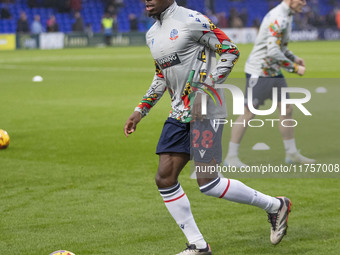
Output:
[
  {"xmin": 135, "ymin": 2, "xmax": 239, "ymax": 123},
  {"xmin": 245, "ymin": 1, "xmax": 298, "ymax": 77}
]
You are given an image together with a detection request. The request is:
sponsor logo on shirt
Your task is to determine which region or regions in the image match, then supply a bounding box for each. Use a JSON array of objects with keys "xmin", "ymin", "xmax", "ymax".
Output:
[{"xmin": 156, "ymin": 53, "xmax": 181, "ymax": 69}]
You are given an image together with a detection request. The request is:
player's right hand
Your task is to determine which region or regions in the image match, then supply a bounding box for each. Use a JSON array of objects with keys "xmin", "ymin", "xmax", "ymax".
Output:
[
  {"xmin": 297, "ymin": 65, "xmax": 306, "ymax": 76},
  {"xmin": 124, "ymin": 111, "xmax": 142, "ymax": 137}
]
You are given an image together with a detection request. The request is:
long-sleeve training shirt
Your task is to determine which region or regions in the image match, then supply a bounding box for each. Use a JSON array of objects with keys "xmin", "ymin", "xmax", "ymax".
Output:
[
  {"xmin": 245, "ymin": 1, "xmax": 298, "ymax": 77},
  {"xmin": 135, "ymin": 2, "xmax": 240, "ymax": 123}
]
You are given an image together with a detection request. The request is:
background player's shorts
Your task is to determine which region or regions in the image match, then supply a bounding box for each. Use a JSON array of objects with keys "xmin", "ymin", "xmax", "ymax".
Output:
[
  {"xmin": 156, "ymin": 118, "xmax": 223, "ymax": 165},
  {"xmin": 244, "ymin": 73, "xmax": 289, "ymax": 108},
  {"xmin": 156, "ymin": 117, "xmax": 190, "ymax": 155},
  {"xmin": 191, "ymin": 119, "xmax": 224, "ymax": 164}
]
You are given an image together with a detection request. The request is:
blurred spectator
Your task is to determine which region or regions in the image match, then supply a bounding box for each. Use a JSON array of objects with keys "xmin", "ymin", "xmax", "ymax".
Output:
[
  {"xmin": 205, "ymin": 0, "xmax": 214, "ymax": 12},
  {"xmin": 336, "ymin": 9, "xmax": 340, "ymax": 29},
  {"xmin": 252, "ymin": 18, "xmax": 261, "ymax": 29},
  {"xmin": 106, "ymin": 4, "xmax": 117, "ymax": 16},
  {"xmin": 325, "ymin": 9, "xmax": 336, "ymax": 27},
  {"xmin": 47, "ymin": 15, "xmax": 59, "ymax": 32},
  {"xmin": 71, "ymin": 0, "xmax": 82, "ymax": 12},
  {"xmin": 129, "ymin": 13, "xmax": 138, "ymax": 31},
  {"xmin": 57, "ymin": 0, "xmax": 71, "ymax": 13},
  {"xmin": 72, "ymin": 11, "xmax": 84, "ymax": 32},
  {"xmin": 112, "ymin": 14, "xmax": 118, "ymax": 32},
  {"xmin": 104, "ymin": 0, "xmax": 123, "ymax": 11},
  {"xmin": 0, "ymin": 3, "xmax": 11, "ymax": 19},
  {"xmin": 228, "ymin": 8, "xmax": 243, "ymax": 28},
  {"xmin": 31, "ymin": 14, "xmax": 44, "ymax": 34},
  {"xmin": 206, "ymin": 9, "xmax": 219, "ymax": 26},
  {"xmin": 85, "ymin": 23, "xmax": 93, "ymax": 37},
  {"xmin": 216, "ymin": 12, "xmax": 228, "ymax": 28},
  {"xmin": 307, "ymin": 10, "xmax": 324, "ymax": 27},
  {"xmin": 310, "ymin": 0, "xmax": 320, "ymax": 15},
  {"xmin": 16, "ymin": 12, "xmax": 30, "ymax": 33},
  {"xmin": 239, "ymin": 8, "xmax": 248, "ymax": 27},
  {"xmin": 114, "ymin": 0, "xmax": 124, "ymax": 9},
  {"xmin": 292, "ymin": 1, "xmax": 339, "ymax": 29},
  {"xmin": 101, "ymin": 12, "xmax": 114, "ymax": 46},
  {"xmin": 103, "ymin": 0, "xmax": 113, "ymax": 8},
  {"xmin": 139, "ymin": 9, "xmax": 154, "ymax": 30},
  {"xmin": 294, "ymin": 12, "xmax": 309, "ymax": 30}
]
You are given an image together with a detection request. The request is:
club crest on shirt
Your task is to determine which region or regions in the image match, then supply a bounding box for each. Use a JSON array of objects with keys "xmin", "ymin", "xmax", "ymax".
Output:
[{"xmin": 170, "ymin": 29, "xmax": 179, "ymax": 40}]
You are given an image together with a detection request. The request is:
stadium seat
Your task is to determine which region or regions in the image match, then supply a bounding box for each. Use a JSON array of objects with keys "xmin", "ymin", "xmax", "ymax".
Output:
[{"xmin": 0, "ymin": 0, "xmax": 335, "ymax": 34}]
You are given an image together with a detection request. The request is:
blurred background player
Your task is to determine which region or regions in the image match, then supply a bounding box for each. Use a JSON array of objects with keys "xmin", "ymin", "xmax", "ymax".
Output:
[
  {"xmin": 224, "ymin": 0, "xmax": 316, "ymax": 168},
  {"xmin": 124, "ymin": 1, "xmax": 292, "ymax": 254}
]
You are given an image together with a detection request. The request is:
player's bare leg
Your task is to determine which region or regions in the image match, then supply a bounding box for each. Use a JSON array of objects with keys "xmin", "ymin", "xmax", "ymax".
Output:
[
  {"xmin": 279, "ymin": 104, "xmax": 295, "ymax": 141},
  {"xmin": 230, "ymin": 108, "xmax": 255, "ymax": 144},
  {"xmin": 224, "ymin": 107, "xmax": 254, "ymax": 167},
  {"xmin": 278, "ymin": 103, "xmax": 315, "ymax": 164},
  {"xmin": 195, "ymin": 161, "xmax": 219, "ymax": 187},
  {"xmin": 156, "ymin": 153, "xmax": 189, "ymax": 188},
  {"xmin": 156, "ymin": 153, "xmax": 210, "ymax": 254}
]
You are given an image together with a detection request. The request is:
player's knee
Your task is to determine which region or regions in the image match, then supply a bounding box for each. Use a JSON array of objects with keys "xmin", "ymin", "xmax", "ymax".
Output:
[
  {"xmin": 244, "ymin": 107, "xmax": 255, "ymax": 120},
  {"xmin": 281, "ymin": 104, "xmax": 293, "ymax": 117},
  {"xmin": 155, "ymin": 172, "xmax": 177, "ymax": 188},
  {"xmin": 155, "ymin": 173, "xmax": 164, "ymax": 187},
  {"xmin": 286, "ymin": 104, "xmax": 293, "ymax": 116}
]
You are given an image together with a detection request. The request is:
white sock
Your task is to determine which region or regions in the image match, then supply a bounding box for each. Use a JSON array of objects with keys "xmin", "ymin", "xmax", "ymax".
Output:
[
  {"xmin": 227, "ymin": 142, "xmax": 240, "ymax": 157},
  {"xmin": 200, "ymin": 178, "xmax": 281, "ymax": 213},
  {"xmin": 159, "ymin": 183, "xmax": 207, "ymax": 249},
  {"xmin": 283, "ymin": 139, "xmax": 298, "ymax": 154}
]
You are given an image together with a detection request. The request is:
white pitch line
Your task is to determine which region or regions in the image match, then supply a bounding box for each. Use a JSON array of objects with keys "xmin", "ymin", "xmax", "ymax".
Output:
[
  {"xmin": 0, "ymin": 64, "xmax": 152, "ymax": 73},
  {"xmin": 0, "ymin": 54, "xmax": 151, "ymax": 64}
]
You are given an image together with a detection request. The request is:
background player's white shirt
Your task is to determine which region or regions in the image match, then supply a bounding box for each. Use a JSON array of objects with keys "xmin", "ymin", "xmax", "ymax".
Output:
[
  {"xmin": 135, "ymin": 2, "xmax": 239, "ymax": 123},
  {"xmin": 245, "ymin": 1, "xmax": 298, "ymax": 77}
]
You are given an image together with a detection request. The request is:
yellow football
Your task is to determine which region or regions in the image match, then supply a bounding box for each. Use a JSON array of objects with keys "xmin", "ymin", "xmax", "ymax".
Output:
[{"xmin": 0, "ymin": 129, "xmax": 10, "ymax": 149}]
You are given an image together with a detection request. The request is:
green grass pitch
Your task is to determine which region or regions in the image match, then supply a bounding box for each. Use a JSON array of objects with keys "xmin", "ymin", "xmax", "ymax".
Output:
[{"xmin": 0, "ymin": 41, "xmax": 339, "ymax": 254}]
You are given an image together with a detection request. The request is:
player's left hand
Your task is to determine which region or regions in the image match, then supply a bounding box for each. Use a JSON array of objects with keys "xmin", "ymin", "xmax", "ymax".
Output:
[{"xmin": 295, "ymin": 57, "xmax": 305, "ymax": 67}]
